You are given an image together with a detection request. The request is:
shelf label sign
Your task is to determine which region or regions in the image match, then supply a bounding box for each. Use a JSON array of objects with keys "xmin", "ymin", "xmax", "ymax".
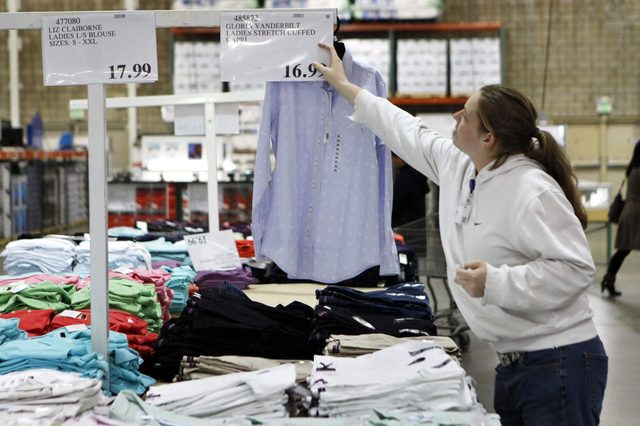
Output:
[
  {"xmin": 220, "ymin": 10, "xmax": 334, "ymax": 82},
  {"xmin": 184, "ymin": 230, "xmax": 242, "ymax": 272},
  {"xmin": 41, "ymin": 11, "xmax": 158, "ymax": 86}
]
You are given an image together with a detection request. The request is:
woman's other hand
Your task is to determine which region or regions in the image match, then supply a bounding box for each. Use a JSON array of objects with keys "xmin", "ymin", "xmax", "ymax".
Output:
[{"xmin": 455, "ymin": 261, "xmax": 487, "ymax": 298}]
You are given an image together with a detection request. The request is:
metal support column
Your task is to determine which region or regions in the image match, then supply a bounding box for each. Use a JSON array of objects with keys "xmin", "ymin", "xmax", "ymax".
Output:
[
  {"xmin": 204, "ymin": 102, "xmax": 219, "ymax": 231},
  {"xmin": 87, "ymin": 84, "xmax": 110, "ymax": 369}
]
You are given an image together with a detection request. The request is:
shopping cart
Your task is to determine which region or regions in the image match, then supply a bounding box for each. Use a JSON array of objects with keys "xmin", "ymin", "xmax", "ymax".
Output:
[{"xmin": 394, "ymin": 213, "xmax": 471, "ymax": 351}]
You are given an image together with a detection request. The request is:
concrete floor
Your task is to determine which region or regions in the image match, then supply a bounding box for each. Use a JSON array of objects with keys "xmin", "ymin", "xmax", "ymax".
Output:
[{"xmin": 435, "ymin": 226, "xmax": 640, "ymax": 425}]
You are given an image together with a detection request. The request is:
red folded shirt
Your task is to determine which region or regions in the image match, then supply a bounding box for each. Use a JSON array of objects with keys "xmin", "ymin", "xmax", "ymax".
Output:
[{"xmin": 0, "ymin": 309, "xmax": 55, "ymax": 336}]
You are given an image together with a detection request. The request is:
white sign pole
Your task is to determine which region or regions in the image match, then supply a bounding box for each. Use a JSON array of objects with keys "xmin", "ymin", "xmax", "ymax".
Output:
[
  {"xmin": 87, "ymin": 84, "xmax": 110, "ymax": 374},
  {"xmin": 204, "ymin": 102, "xmax": 219, "ymax": 231}
]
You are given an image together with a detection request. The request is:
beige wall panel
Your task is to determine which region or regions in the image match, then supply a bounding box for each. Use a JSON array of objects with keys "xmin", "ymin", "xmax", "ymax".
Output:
[
  {"xmin": 607, "ymin": 125, "xmax": 640, "ymax": 165},
  {"xmin": 567, "ymin": 124, "xmax": 599, "ymax": 165}
]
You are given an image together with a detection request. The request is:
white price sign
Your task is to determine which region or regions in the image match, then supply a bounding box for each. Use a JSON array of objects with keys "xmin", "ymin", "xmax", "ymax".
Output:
[
  {"xmin": 184, "ymin": 230, "xmax": 242, "ymax": 272},
  {"xmin": 41, "ymin": 11, "xmax": 158, "ymax": 86},
  {"xmin": 220, "ymin": 10, "xmax": 334, "ymax": 82}
]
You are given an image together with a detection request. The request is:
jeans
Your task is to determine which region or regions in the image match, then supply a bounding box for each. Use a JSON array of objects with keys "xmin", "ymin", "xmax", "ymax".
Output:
[{"xmin": 494, "ymin": 336, "xmax": 608, "ymax": 426}]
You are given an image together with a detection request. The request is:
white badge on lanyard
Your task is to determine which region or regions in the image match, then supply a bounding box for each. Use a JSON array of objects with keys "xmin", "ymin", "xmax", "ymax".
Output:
[
  {"xmin": 455, "ymin": 178, "xmax": 476, "ymax": 224},
  {"xmin": 455, "ymin": 202, "xmax": 472, "ymax": 224}
]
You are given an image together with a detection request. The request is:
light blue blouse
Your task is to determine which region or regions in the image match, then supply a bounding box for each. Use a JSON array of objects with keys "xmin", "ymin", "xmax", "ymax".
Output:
[{"xmin": 252, "ymin": 51, "xmax": 398, "ymax": 283}]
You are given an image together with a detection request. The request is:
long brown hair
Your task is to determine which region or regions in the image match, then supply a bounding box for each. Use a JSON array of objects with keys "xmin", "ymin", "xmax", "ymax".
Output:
[{"xmin": 476, "ymin": 85, "xmax": 588, "ymax": 229}]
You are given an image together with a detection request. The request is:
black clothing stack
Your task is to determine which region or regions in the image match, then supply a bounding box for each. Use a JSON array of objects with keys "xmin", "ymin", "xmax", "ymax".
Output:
[
  {"xmin": 152, "ymin": 283, "xmax": 315, "ymax": 381},
  {"xmin": 309, "ymin": 282, "xmax": 436, "ymax": 353}
]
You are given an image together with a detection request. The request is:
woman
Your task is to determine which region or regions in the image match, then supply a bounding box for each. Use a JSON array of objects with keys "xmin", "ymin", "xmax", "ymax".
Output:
[
  {"xmin": 314, "ymin": 43, "xmax": 608, "ymax": 425},
  {"xmin": 601, "ymin": 139, "xmax": 640, "ymax": 296}
]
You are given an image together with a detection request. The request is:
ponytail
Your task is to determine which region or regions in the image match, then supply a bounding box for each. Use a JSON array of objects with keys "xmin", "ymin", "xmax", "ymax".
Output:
[{"xmin": 525, "ymin": 130, "xmax": 588, "ymax": 229}]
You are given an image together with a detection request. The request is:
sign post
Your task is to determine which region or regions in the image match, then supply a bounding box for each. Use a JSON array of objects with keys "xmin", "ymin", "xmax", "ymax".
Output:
[{"xmin": 40, "ymin": 11, "xmax": 158, "ymax": 368}]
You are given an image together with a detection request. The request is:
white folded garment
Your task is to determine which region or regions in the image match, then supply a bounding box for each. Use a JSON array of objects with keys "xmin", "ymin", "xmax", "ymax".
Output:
[
  {"xmin": 0, "ymin": 369, "xmax": 106, "ymax": 419},
  {"xmin": 146, "ymin": 364, "xmax": 295, "ymax": 418},
  {"xmin": 309, "ymin": 341, "xmax": 476, "ymax": 417},
  {"xmin": 1, "ymin": 237, "xmax": 77, "ymax": 274}
]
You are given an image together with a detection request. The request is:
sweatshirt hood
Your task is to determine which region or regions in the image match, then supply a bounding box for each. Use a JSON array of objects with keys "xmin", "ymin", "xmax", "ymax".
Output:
[{"xmin": 475, "ymin": 154, "xmax": 542, "ymax": 186}]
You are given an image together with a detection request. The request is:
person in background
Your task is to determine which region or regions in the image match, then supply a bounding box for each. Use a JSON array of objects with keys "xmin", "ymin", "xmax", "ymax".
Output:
[
  {"xmin": 314, "ymin": 43, "xmax": 608, "ymax": 425},
  {"xmin": 391, "ymin": 152, "xmax": 430, "ymax": 228},
  {"xmin": 601, "ymin": 139, "xmax": 640, "ymax": 296}
]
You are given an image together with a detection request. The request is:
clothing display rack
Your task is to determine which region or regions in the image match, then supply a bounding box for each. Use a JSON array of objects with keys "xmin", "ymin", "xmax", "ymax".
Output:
[{"xmin": 0, "ymin": 7, "xmax": 331, "ymax": 372}]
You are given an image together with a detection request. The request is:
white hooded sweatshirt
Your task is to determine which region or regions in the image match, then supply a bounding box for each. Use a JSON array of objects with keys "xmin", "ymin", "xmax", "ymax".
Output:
[{"xmin": 351, "ymin": 90, "xmax": 597, "ymax": 353}]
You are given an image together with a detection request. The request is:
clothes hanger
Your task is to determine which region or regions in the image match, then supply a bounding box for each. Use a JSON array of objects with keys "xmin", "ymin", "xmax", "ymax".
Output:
[{"xmin": 333, "ymin": 16, "xmax": 346, "ymax": 60}]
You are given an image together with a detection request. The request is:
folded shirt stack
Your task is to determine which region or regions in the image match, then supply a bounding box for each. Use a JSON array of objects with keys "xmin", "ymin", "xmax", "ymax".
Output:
[
  {"xmin": 146, "ymin": 364, "xmax": 296, "ymax": 419},
  {"xmin": 0, "ymin": 282, "xmax": 76, "ymax": 313},
  {"xmin": 194, "ymin": 267, "xmax": 258, "ymax": 291},
  {"xmin": 0, "ymin": 273, "xmax": 81, "ymax": 289},
  {"xmin": 0, "ymin": 326, "xmax": 109, "ymax": 384},
  {"xmin": 138, "ymin": 238, "xmax": 191, "ymax": 266},
  {"xmin": 0, "ymin": 369, "xmax": 104, "ymax": 421},
  {"xmin": 0, "ymin": 308, "xmax": 158, "ymax": 361},
  {"xmin": 323, "ymin": 333, "xmax": 462, "ymax": 363},
  {"xmin": 108, "ymin": 226, "xmax": 147, "ymax": 239},
  {"xmin": 0, "ymin": 319, "xmax": 154, "ymax": 395},
  {"xmin": 44, "ymin": 326, "xmax": 155, "ymax": 395},
  {"xmin": 74, "ymin": 240, "xmax": 152, "ymax": 275},
  {"xmin": 105, "ymin": 269, "xmax": 174, "ymax": 322},
  {"xmin": 310, "ymin": 282, "xmax": 436, "ymax": 353},
  {"xmin": 70, "ymin": 277, "xmax": 162, "ymax": 333},
  {"xmin": 307, "ymin": 340, "xmax": 476, "ymax": 417},
  {"xmin": 50, "ymin": 309, "xmax": 158, "ymax": 361},
  {"xmin": 67, "ymin": 390, "xmax": 249, "ymax": 426},
  {"xmin": 0, "ymin": 238, "xmax": 77, "ymax": 275},
  {"xmin": 162, "ymin": 265, "xmax": 197, "ymax": 313},
  {"xmin": 178, "ymin": 355, "xmax": 313, "ymax": 384},
  {"xmin": 0, "ymin": 317, "xmax": 26, "ymax": 345},
  {"xmin": 0, "ymin": 309, "xmax": 56, "ymax": 335},
  {"xmin": 153, "ymin": 284, "xmax": 314, "ymax": 381}
]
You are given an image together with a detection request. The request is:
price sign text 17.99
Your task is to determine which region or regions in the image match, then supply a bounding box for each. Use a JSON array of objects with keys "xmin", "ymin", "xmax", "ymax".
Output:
[{"xmin": 108, "ymin": 63, "xmax": 152, "ymax": 80}]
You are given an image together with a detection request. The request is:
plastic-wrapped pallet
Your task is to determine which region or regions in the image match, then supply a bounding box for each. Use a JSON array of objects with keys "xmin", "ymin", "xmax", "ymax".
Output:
[
  {"xmin": 173, "ymin": 41, "xmax": 223, "ymax": 95},
  {"xmin": 450, "ymin": 38, "xmax": 501, "ymax": 97},
  {"xmin": 397, "ymin": 39, "xmax": 447, "ymax": 97},
  {"xmin": 172, "ymin": 0, "xmax": 258, "ymax": 9},
  {"xmin": 345, "ymin": 39, "xmax": 390, "ymax": 88},
  {"xmin": 354, "ymin": 0, "xmax": 442, "ymax": 20},
  {"xmin": 265, "ymin": 0, "xmax": 352, "ymax": 21}
]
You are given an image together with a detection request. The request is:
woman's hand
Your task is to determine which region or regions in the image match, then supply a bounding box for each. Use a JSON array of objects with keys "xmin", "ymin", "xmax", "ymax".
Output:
[
  {"xmin": 455, "ymin": 261, "xmax": 487, "ymax": 298},
  {"xmin": 313, "ymin": 42, "xmax": 362, "ymax": 105},
  {"xmin": 313, "ymin": 43, "xmax": 348, "ymax": 88}
]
